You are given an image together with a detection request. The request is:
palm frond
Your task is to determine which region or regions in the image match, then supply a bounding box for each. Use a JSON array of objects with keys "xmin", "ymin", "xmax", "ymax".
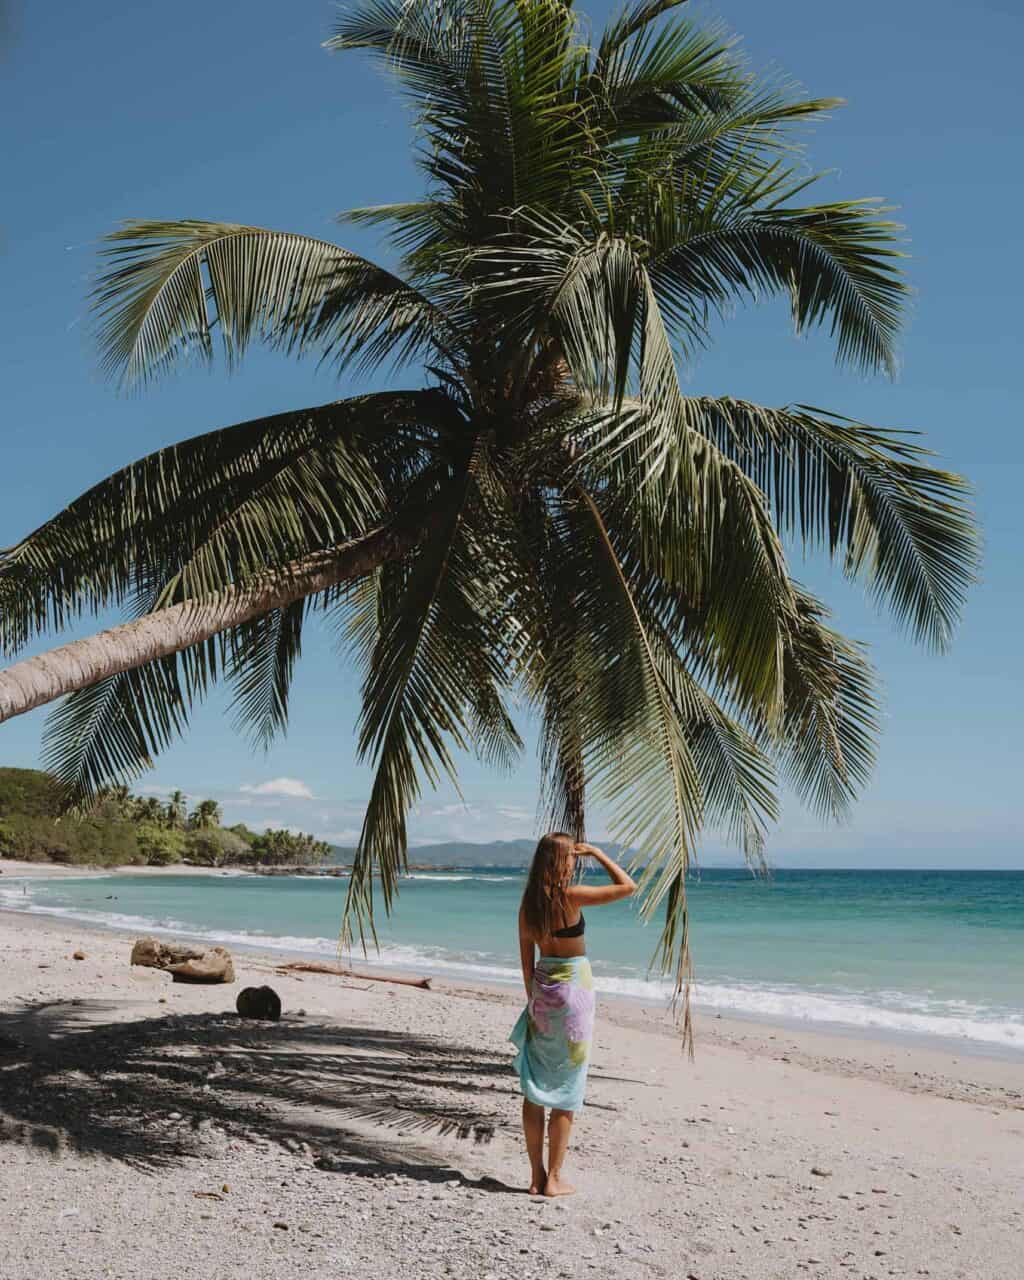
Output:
[
  {"xmin": 647, "ymin": 180, "xmax": 909, "ymax": 376},
  {"xmin": 518, "ymin": 494, "xmax": 588, "ymax": 838},
  {"xmin": 540, "ymin": 484, "xmax": 703, "ymax": 1036},
  {"xmin": 651, "ymin": 632, "xmax": 778, "ymax": 863},
  {"xmin": 331, "ymin": 0, "xmax": 594, "ymax": 247},
  {"xmin": 592, "ymin": 6, "xmax": 744, "ymax": 121},
  {"xmin": 594, "ymin": 0, "xmax": 694, "ymax": 60},
  {"xmin": 226, "ymin": 601, "xmax": 307, "ymax": 751},
  {"xmin": 588, "ymin": 437, "xmax": 879, "ymax": 828},
  {"xmin": 342, "ymin": 448, "xmax": 521, "ymax": 944},
  {"xmin": 0, "ymin": 393, "xmax": 452, "ymax": 656},
  {"xmin": 676, "ymin": 397, "xmax": 978, "ymax": 650},
  {"xmin": 94, "ymin": 221, "xmax": 461, "ymax": 387},
  {"xmin": 41, "ymin": 636, "xmax": 218, "ymax": 804},
  {"xmin": 776, "ymin": 587, "xmax": 880, "ymax": 820},
  {"xmin": 557, "ymin": 405, "xmax": 795, "ymax": 725}
]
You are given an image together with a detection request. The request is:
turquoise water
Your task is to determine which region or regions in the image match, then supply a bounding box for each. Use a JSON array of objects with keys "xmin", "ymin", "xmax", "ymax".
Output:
[{"xmin": 3, "ymin": 868, "xmax": 1023, "ymax": 1052}]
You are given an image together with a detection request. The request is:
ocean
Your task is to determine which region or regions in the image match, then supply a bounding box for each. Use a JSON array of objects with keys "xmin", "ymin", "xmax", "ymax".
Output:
[{"xmin": 3, "ymin": 867, "xmax": 1022, "ymax": 1054}]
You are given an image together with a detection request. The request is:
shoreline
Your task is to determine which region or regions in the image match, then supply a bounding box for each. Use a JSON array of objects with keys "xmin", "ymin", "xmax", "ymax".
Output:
[
  {"xmin": 3, "ymin": 901, "xmax": 1023, "ymax": 1092},
  {"xmin": 2, "ymin": 857, "xmax": 1022, "ymax": 1067}
]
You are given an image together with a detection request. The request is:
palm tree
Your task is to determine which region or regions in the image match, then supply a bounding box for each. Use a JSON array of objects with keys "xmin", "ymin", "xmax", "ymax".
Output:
[
  {"xmin": 166, "ymin": 789, "xmax": 188, "ymax": 830},
  {"xmin": 0, "ymin": 1, "xmax": 976, "ymax": 1029},
  {"xmin": 95, "ymin": 783, "xmax": 132, "ymax": 819},
  {"xmin": 139, "ymin": 795, "xmax": 165, "ymax": 824},
  {"xmin": 189, "ymin": 799, "xmax": 222, "ymax": 831}
]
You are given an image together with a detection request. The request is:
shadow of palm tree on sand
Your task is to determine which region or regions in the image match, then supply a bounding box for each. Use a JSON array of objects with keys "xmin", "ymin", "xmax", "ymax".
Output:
[{"xmin": 0, "ymin": 999, "xmax": 520, "ymax": 1187}]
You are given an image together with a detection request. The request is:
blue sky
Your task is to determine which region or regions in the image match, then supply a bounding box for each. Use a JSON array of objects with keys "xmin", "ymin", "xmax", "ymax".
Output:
[{"xmin": 1, "ymin": 0, "xmax": 1021, "ymax": 865}]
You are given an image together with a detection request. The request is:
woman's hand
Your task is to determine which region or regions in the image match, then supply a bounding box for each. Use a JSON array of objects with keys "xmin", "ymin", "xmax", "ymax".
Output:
[{"xmin": 567, "ymin": 843, "xmax": 637, "ymax": 904}]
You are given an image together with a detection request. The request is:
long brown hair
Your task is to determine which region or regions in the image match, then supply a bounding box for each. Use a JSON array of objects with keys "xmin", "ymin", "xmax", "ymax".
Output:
[{"xmin": 521, "ymin": 832, "xmax": 577, "ymax": 939}]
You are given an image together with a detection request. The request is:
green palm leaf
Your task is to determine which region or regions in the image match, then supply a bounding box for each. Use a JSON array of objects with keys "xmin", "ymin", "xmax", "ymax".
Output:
[
  {"xmin": 226, "ymin": 601, "xmax": 307, "ymax": 751},
  {"xmin": 776, "ymin": 588, "xmax": 879, "ymax": 820},
  {"xmin": 540, "ymin": 485, "xmax": 704, "ymax": 1027},
  {"xmin": 343, "ymin": 448, "xmax": 522, "ymax": 940},
  {"xmin": 94, "ymin": 222, "xmax": 460, "ymax": 387},
  {"xmin": 675, "ymin": 397, "xmax": 978, "ymax": 650},
  {"xmin": 0, "ymin": 392, "xmax": 452, "ymax": 657},
  {"xmin": 41, "ymin": 637, "xmax": 216, "ymax": 804},
  {"xmin": 647, "ymin": 184, "xmax": 908, "ymax": 376}
]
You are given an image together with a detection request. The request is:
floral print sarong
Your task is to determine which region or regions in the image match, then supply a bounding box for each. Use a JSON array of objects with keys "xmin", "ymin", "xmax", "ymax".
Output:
[{"xmin": 510, "ymin": 955, "xmax": 595, "ymax": 1111}]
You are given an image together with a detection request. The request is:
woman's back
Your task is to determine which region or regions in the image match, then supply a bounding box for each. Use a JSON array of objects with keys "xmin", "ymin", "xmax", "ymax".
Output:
[{"xmin": 531, "ymin": 907, "xmax": 587, "ymax": 958}]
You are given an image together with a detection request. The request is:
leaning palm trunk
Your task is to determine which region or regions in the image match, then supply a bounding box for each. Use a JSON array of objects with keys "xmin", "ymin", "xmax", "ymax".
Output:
[
  {"xmin": 0, "ymin": 517, "xmax": 431, "ymax": 723},
  {"xmin": 0, "ymin": 0, "xmax": 977, "ymax": 1042}
]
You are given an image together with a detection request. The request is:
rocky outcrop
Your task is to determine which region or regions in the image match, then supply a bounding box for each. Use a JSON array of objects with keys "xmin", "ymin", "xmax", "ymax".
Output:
[
  {"xmin": 235, "ymin": 985, "xmax": 282, "ymax": 1020},
  {"xmin": 131, "ymin": 937, "xmax": 235, "ymax": 984}
]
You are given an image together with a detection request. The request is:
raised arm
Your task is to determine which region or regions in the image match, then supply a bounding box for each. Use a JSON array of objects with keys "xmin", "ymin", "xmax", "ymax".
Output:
[
  {"xmin": 518, "ymin": 904, "xmax": 536, "ymax": 997},
  {"xmin": 567, "ymin": 843, "xmax": 637, "ymax": 906}
]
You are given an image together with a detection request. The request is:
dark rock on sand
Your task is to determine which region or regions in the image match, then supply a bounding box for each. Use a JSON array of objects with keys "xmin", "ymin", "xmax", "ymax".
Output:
[{"xmin": 235, "ymin": 985, "xmax": 282, "ymax": 1020}]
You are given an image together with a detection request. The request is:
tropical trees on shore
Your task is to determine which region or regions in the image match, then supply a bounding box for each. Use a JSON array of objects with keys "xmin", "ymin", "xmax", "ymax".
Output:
[
  {"xmin": 0, "ymin": 0, "xmax": 977, "ymax": 1020},
  {"xmin": 0, "ymin": 766, "xmax": 331, "ymax": 867},
  {"xmin": 242, "ymin": 828, "xmax": 333, "ymax": 866}
]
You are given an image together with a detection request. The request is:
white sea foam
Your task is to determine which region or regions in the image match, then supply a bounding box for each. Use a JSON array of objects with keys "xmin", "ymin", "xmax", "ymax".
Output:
[
  {"xmin": 404, "ymin": 873, "xmax": 520, "ymax": 882},
  {"xmin": 690, "ymin": 980, "xmax": 1024, "ymax": 1050},
  {"xmin": 3, "ymin": 889, "xmax": 1022, "ymax": 1052}
]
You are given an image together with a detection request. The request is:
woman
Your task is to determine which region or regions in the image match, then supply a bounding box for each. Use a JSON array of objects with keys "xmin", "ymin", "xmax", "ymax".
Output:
[{"xmin": 510, "ymin": 833, "xmax": 637, "ymax": 1197}]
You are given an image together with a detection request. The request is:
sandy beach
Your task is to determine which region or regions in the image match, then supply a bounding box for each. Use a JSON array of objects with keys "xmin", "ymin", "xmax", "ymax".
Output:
[
  {"xmin": 0, "ymin": 879, "xmax": 1020, "ymax": 1280},
  {"xmin": 0, "ymin": 858, "xmax": 253, "ymax": 879}
]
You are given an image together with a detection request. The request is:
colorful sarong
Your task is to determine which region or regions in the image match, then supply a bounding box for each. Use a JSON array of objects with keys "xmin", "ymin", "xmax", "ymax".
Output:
[{"xmin": 509, "ymin": 954, "xmax": 596, "ymax": 1112}]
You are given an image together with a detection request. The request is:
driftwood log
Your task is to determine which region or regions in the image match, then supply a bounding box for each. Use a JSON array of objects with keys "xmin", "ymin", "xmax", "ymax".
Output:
[
  {"xmin": 276, "ymin": 961, "xmax": 431, "ymax": 990},
  {"xmin": 131, "ymin": 937, "xmax": 235, "ymax": 984}
]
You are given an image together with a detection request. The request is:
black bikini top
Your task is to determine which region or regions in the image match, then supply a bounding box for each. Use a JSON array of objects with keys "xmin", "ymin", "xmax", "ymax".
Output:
[{"xmin": 552, "ymin": 912, "xmax": 585, "ymax": 939}]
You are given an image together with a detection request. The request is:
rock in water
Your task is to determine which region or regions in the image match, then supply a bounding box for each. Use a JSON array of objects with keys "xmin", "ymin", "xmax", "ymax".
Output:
[
  {"xmin": 131, "ymin": 937, "xmax": 235, "ymax": 984},
  {"xmin": 236, "ymin": 986, "xmax": 282, "ymax": 1020}
]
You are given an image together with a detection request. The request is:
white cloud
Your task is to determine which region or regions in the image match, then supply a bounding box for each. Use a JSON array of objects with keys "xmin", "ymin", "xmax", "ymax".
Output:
[
  {"xmin": 495, "ymin": 804, "xmax": 531, "ymax": 821},
  {"xmin": 239, "ymin": 777, "xmax": 314, "ymax": 800},
  {"xmin": 425, "ymin": 802, "xmax": 473, "ymax": 817}
]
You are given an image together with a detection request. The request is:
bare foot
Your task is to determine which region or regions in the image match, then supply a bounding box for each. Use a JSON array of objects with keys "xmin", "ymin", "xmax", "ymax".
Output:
[
  {"xmin": 528, "ymin": 1170, "xmax": 547, "ymax": 1196},
  {"xmin": 542, "ymin": 1175, "xmax": 577, "ymax": 1198}
]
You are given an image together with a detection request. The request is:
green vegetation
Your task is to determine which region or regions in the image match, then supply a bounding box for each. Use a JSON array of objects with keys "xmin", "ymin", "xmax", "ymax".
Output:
[
  {"xmin": 0, "ymin": 2, "xmax": 977, "ymax": 1018},
  {"xmin": 0, "ymin": 767, "xmax": 329, "ymax": 868}
]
